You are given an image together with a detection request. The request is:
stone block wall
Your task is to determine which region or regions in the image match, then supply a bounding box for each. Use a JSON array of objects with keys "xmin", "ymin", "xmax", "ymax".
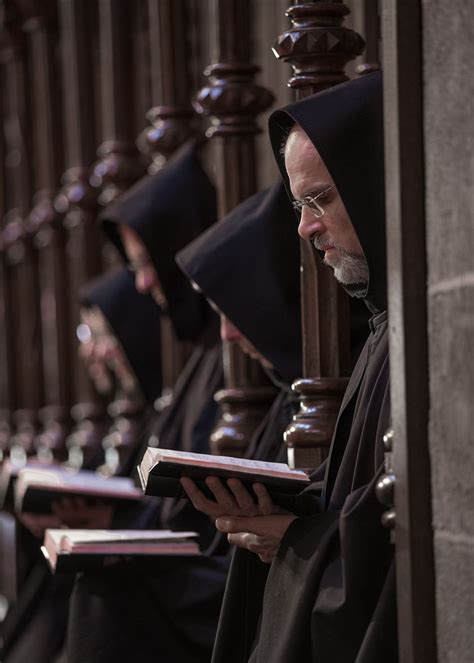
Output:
[{"xmin": 423, "ymin": 2, "xmax": 474, "ymax": 661}]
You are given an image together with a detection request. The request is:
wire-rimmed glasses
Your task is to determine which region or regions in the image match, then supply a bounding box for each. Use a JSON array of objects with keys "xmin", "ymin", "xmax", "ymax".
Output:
[{"xmin": 291, "ymin": 184, "xmax": 335, "ymax": 219}]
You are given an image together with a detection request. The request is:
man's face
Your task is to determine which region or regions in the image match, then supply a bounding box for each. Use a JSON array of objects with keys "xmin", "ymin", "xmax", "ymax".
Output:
[
  {"xmin": 77, "ymin": 308, "xmax": 114, "ymax": 395},
  {"xmin": 220, "ymin": 316, "xmax": 274, "ymax": 371},
  {"xmin": 79, "ymin": 308, "xmax": 138, "ymax": 395},
  {"xmin": 119, "ymin": 225, "xmax": 168, "ymax": 309},
  {"xmin": 284, "ymin": 126, "xmax": 369, "ymax": 294}
]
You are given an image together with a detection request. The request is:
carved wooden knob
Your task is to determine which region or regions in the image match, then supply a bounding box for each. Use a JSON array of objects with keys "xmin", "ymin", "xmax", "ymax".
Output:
[
  {"xmin": 194, "ymin": 63, "xmax": 274, "ymax": 137},
  {"xmin": 383, "ymin": 428, "xmax": 394, "ymax": 452},
  {"xmin": 272, "ymin": 2, "xmax": 365, "ymax": 91},
  {"xmin": 376, "ymin": 472, "xmax": 395, "ymax": 508}
]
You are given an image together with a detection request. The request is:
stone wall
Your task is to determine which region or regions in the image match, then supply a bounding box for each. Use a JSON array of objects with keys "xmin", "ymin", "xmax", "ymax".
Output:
[{"xmin": 423, "ymin": 3, "xmax": 474, "ymax": 661}]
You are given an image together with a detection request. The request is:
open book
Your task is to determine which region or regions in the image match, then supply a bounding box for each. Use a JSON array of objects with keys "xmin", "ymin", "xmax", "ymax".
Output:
[
  {"xmin": 137, "ymin": 448, "xmax": 310, "ymax": 504},
  {"xmin": 0, "ymin": 459, "xmax": 62, "ymax": 510},
  {"xmin": 42, "ymin": 529, "xmax": 200, "ymax": 572},
  {"xmin": 15, "ymin": 467, "xmax": 143, "ymax": 514}
]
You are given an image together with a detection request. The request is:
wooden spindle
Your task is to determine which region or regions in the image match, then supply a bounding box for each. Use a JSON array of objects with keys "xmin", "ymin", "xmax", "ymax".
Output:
[
  {"xmin": 194, "ymin": 0, "xmax": 276, "ymax": 457},
  {"xmin": 21, "ymin": 3, "xmax": 72, "ymax": 462},
  {"xmin": 140, "ymin": 0, "xmax": 197, "ymax": 395},
  {"xmin": 0, "ymin": 66, "xmax": 11, "ymax": 461},
  {"xmin": 90, "ymin": 0, "xmax": 145, "ymax": 209},
  {"xmin": 55, "ymin": 0, "xmax": 106, "ymax": 469},
  {"xmin": 273, "ymin": 1, "xmax": 365, "ymax": 468},
  {"xmin": 0, "ymin": 4, "xmax": 43, "ymax": 462},
  {"xmin": 355, "ymin": 0, "xmax": 380, "ymax": 76}
]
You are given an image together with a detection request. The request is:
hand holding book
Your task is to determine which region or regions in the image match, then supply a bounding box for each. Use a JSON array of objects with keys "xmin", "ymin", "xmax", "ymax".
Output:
[
  {"xmin": 181, "ymin": 477, "xmax": 296, "ymax": 564},
  {"xmin": 181, "ymin": 476, "xmax": 283, "ymax": 520}
]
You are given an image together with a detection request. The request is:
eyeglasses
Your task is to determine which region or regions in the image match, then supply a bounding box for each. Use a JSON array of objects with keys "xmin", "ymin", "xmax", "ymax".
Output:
[{"xmin": 291, "ymin": 185, "xmax": 335, "ymax": 219}]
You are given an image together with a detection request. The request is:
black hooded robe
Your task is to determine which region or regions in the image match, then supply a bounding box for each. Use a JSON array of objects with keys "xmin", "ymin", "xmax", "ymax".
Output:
[
  {"xmin": 0, "ymin": 269, "xmax": 165, "ymax": 663},
  {"xmin": 210, "ymin": 71, "xmax": 398, "ymax": 663},
  {"xmin": 66, "ymin": 182, "xmax": 304, "ymax": 663}
]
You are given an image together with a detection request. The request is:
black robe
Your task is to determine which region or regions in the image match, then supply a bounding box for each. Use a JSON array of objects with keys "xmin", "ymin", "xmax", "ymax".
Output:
[
  {"xmin": 66, "ymin": 182, "xmax": 303, "ymax": 663},
  {"xmin": 0, "ymin": 271, "xmax": 164, "ymax": 663},
  {"xmin": 210, "ymin": 72, "xmax": 398, "ymax": 663}
]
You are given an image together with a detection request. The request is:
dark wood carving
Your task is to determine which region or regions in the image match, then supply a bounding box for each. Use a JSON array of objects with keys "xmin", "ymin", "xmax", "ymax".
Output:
[
  {"xmin": 0, "ymin": 69, "xmax": 10, "ymax": 462},
  {"xmin": 21, "ymin": 4, "xmax": 72, "ymax": 462},
  {"xmin": 0, "ymin": 5, "xmax": 43, "ymax": 463},
  {"xmin": 194, "ymin": 0, "xmax": 276, "ymax": 457},
  {"xmin": 139, "ymin": 0, "xmax": 197, "ymax": 402},
  {"xmin": 355, "ymin": 0, "xmax": 380, "ymax": 76},
  {"xmin": 55, "ymin": 0, "xmax": 106, "ymax": 468},
  {"xmin": 89, "ymin": 0, "xmax": 145, "ymax": 209},
  {"xmin": 97, "ymin": 397, "xmax": 145, "ymax": 477},
  {"xmin": 142, "ymin": 0, "xmax": 198, "ymax": 174},
  {"xmin": 273, "ymin": 1, "xmax": 365, "ymax": 468}
]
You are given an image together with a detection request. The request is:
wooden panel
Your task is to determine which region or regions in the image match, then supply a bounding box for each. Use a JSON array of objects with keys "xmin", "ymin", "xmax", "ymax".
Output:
[{"xmin": 381, "ymin": 2, "xmax": 437, "ymax": 661}]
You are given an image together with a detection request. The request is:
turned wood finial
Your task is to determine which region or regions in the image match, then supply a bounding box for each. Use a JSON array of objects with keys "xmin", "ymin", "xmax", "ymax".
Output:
[
  {"xmin": 194, "ymin": 62, "xmax": 274, "ymax": 138},
  {"xmin": 273, "ymin": 2, "xmax": 365, "ymax": 94}
]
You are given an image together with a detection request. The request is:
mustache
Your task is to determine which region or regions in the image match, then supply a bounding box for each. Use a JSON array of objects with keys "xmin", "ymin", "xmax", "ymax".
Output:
[{"xmin": 311, "ymin": 232, "xmax": 342, "ymax": 253}]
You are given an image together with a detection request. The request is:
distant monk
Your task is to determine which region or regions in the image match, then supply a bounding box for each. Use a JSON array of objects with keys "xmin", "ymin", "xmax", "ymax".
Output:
[
  {"xmin": 66, "ymin": 182, "xmax": 303, "ymax": 663},
  {"xmin": 182, "ymin": 72, "xmax": 398, "ymax": 663}
]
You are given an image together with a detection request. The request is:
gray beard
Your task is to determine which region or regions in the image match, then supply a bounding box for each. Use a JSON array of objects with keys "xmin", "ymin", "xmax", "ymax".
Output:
[{"xmin": 312, "ymin": 235, "xmax": 369, "ymax": 298}]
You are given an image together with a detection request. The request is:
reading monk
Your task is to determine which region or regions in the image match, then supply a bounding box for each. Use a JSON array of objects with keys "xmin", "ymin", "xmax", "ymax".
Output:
[{"xmin": 182, "ymin": 71, "xmax": 398, "ymax": 662}]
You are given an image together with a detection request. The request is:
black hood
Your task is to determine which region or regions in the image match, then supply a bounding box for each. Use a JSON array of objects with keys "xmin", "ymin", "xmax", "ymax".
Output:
[
  {"xmin": 268, "ymin": 71, "xmax": 386, "ymax": 314},
  {"xmin": 80, "ymin": 268, "xmax": 162, "ymax": 405},
  {"xmin": 177, "ymin": 183, "xmax": 302, "ymax": 386},
  {"xmin": 101, "ymin": 140, "xmax": 218, "ymax": 340}
]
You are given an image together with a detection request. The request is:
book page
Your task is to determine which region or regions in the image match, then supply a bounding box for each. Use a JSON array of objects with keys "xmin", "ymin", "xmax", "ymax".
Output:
[
  {"xmin": 143, "ymin": 448, "xmax": 309, "ymax": 481},
  {"xmin": 57, "ymin": 529, "xmax": 198, "ymax": 545},
  {"xmin": 17, "ymin": 468, "xmax": 142, "ymax": 500}
]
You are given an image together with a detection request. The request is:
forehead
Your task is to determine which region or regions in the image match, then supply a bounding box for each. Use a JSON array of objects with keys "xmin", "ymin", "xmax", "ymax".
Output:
[{"xmin": 284, "ymin": 127, "xmax": 332, "ymax": 197}]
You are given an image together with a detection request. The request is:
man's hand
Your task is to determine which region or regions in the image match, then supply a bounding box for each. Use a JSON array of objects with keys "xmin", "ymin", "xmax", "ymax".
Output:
[
  {"xmin": 215, "ymin": 514, "xmax": 296, "ymax": 564},
  {"xmin": 51, "ymin": 497, "xmax": 114, "ymax": 529},
  {"xmin": 180, "ymin": 477, "xmax": 280, "ymax": 520}
]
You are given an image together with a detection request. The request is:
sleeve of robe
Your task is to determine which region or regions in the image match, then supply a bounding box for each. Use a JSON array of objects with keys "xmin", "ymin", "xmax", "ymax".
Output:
[{"xmin": 247, "ymin": 381, "xmax": 398, "ymax": 663}]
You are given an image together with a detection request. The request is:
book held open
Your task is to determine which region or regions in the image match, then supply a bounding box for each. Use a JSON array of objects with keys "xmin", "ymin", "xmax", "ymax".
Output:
[
  {"xmin": 137, "ymin": 448, "xmax": 310, "ymax": 504},
  {"xmin": 15, "ymin": 466, "xmax": 143, "ymax": 514},
  {"xmin": 42, "ymin": 529, "xmax": 200, "ymax": 572}
]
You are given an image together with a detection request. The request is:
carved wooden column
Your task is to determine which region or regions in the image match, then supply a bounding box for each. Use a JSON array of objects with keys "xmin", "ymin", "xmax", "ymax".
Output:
[
  {"xmin": 0, "ymin": 5, "xmax": 43, "ymax": 463},
  {"xmin": 194, "ymin": 0, "xmax": 276, "ymax": 457},
  {"xmin": 55, "ymin": 0, "xmax": 106, "ymax": 469},
  {"xmin": 355, "ymin": 0, "xmax": 380, "ymax": 76},
  {"xmin": 141, "ymin": 0, "xmax": 198, "ymax": 399},
  {"xmin": 90, "ymin": 0, "xmax": 145, "ymax": 209},
  {"xmin": 0, "ymin": 71, "xmax": 11, "ymax": 462},
  {"xmin": 273, "ymin": 1, "xmax": 365, "ymax": 467},
  {"xmin": 19, "ymin": 3, "xmax": 73, "ymax": 463}
]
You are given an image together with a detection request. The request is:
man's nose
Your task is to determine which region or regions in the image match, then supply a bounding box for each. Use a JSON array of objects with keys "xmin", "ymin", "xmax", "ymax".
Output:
[
  {"xmin": 297, "ymin": 208, "xmax": 326, "ymax": 241},
  {"xmin": 220, "ymin": 316, "xmax": 242, "ymax": 343}
]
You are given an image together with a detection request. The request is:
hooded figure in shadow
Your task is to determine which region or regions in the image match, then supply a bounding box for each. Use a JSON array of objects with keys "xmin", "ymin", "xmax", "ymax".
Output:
[
  {"xmin": 65, "ymin": 179, "xmax": 306, "ymax": 663},
  {"xmin": 78, "ymin": 267, "xmax": 163, "ymax": 476},
  {"xmin": 0, "ymin": 269, "xmax": 163, "ymax": 663},
  {"xmin": 206, "ymin": 72, "xmax": 398, "ymax": 663}
]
